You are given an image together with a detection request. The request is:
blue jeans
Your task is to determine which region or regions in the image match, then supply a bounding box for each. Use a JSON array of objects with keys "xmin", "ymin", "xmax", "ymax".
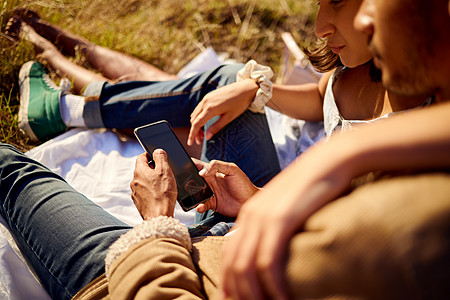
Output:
[
  {"xmin": 0, "ymin": 143, "xmax": 131, "ymax": 299},
  {"xmin": 84, "ymin": 64, "xmax": 244, "ymax": 129}
]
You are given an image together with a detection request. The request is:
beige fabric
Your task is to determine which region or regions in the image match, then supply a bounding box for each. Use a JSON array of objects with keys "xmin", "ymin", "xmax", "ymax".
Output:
[
  {"xmin": 109, "ymin": 237, "xmax": 204, "ymax": 299},
  {"xmin": 104, "ymin": 216, "xmax": 191, "ymax": 277},
  {"xmin": 191, "ymin": 236, "xmax": 227, "ymax": 299},
  {"xmin": 72, "ymin": 275, "xmax": 109, "ymax": 300},
  {"xmin": 73, "ymin": 172, "xmax": 450, "ymax": 299},
  {"xmin": 73, "ymin": 237, "xmax": 205, "ymax": 300},
  {"xmin": 286, "ymin": 173, "xmax": 450, "ymax": 299}
]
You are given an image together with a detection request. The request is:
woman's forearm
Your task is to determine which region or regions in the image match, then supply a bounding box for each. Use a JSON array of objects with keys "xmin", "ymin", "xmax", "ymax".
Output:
[
  {"xmin": 267, "ymin": 83, "xmax": 324, "ymax": 121},
  {"xmin": 266, "ymin": 71, "xmax": 331, "ymax": 121}
]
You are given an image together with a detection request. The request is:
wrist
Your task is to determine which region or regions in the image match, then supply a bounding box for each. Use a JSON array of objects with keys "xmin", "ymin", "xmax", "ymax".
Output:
[
  {"xmin": 236, "ymin": 60, "xmax": 274, "ymax": 113},
  {"xmin": 239, "ymin": 78, "xmax": 260, "ymax": 106},
  {"xmin": 141, "ymin": 197, "xmax": 176, "ymax": 220},
  {"xmin": 145, "ymin": 207, "xmax": 175, "ymax": 219}
]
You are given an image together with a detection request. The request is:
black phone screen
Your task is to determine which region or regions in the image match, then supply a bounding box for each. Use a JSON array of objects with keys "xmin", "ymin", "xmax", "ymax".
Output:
[{"xmin": 134, "ymin": 120, "xmax": 213, "ymax": 211}]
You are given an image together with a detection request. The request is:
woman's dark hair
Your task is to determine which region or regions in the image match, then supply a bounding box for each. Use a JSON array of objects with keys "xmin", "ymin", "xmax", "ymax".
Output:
[
  {"xmin": 303, "ymin": 39, "xmax": 342, "ymax": 73},
  {"xmin": 304, "ymin": 39, "xmax": 382, "ymax": 83}
]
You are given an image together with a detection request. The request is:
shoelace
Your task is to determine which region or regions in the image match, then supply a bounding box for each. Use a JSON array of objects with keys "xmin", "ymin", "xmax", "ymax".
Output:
[{"xmin": 42, "ymin": 72, "xmax": 61, "ymax": 91}]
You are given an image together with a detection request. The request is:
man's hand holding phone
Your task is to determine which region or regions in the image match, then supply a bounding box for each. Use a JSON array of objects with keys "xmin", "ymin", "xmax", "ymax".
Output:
[
  {"xmin": 134, "ymin": 121, "xmax": 214, "ymax": 211},
  {"xmin": 130, "ymin": 149, "xmax": 177, "ymax": 219},
  {"xmin": 130, "ymin": 148, "xmax": 259, "ymax": 220}
]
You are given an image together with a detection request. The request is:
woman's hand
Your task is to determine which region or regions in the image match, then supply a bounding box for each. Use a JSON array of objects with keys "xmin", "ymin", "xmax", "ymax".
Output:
[
  {"xmin": 188, "ymin": 79, "xmax": 258, "ymax": 146},
  {"xmin": 130, "ymin": 149, "xmax": 178, "ymax": 219},
  {"xmin": 193, "ymin": 158, "xmax": 259, "ymax": 218}
]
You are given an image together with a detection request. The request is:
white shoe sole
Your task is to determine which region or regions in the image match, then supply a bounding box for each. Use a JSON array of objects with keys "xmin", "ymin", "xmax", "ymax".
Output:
[{"xmin": 18, "ymin": 61, "xmax": 39, "ymax": 142}]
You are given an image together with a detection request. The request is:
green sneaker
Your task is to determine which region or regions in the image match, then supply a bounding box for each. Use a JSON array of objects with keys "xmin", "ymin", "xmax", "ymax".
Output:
[{"xmin": 18, "ymin": 61, "xmax": 67, "ymax": 142}]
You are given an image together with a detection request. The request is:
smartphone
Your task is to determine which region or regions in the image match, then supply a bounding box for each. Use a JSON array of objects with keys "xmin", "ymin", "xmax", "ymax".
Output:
[{"xmin": 134, "ymin": 120, "xmax": 213, "ymax": 211}]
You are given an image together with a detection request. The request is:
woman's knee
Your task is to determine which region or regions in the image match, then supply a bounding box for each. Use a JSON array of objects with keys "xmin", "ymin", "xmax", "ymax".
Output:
[{"xmin": 215, "ymin": 63, "xmax": 245, "ymax": 85}]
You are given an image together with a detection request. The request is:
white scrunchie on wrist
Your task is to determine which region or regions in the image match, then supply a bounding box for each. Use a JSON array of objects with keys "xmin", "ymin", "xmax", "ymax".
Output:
[{"xmin": 236, "ymin": 60, "xmax": 274, "ymax": 113}]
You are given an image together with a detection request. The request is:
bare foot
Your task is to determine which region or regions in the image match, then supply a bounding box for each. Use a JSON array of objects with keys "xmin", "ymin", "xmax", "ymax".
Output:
[
  {"xmin": 16, "ymin": 9, "xmax": 87, "ymax": 57},
  {"xmin": 16, "ymin": 20, "xmax": 65, "ymax": 63},
  {"xmin": 5, "ymin": 9, "xmax": 65, "ymax": 58},
  {"xmin": 4, "ymin": 16, "xmax": 22, "ymax": 43},
  {"xmin": 5, "ymin": 15, "xmax": 59, "ymax": 60},
  {"xmin": 13, "ymin": 8, "xmax": 40, "ymax": 20}
]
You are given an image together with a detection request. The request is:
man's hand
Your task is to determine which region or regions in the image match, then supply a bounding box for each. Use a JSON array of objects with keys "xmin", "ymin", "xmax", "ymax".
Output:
[
  {"xmin": 188, "ymin": 79, "xmax": 258, "ymax": 146},
  {"xmin": 193, "ymin": 159, "xmax": 259, "ymax": 218},
  {"xmin": 130, "ymin": 149, "xmax": 177, "ymax": 219}
]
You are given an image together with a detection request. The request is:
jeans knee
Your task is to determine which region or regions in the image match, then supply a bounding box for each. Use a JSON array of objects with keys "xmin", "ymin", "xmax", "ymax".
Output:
[{"xmin": 216, "ymin": 63, "xmax": 245, "ymax": 84}]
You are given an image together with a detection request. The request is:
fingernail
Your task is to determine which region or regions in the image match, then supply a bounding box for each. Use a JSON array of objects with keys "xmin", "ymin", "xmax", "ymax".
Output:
[
  {"xmin": 148, "ymin": 160, "xmax": 155, "ymax": 168},
  {"xmin": 199, "ymin": 168, "xmax": 206, "ymax": 176}
]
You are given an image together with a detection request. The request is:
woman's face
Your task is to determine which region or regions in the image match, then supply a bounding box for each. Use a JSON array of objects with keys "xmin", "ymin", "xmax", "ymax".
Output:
[{"xmin": 315, "ymin": 0, "xmax": 373, "ymax": 68}]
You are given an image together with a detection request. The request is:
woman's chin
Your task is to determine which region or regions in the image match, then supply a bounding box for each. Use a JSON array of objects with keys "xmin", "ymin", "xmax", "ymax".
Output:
[{"xmin": 340, "ymin": 56, "xmax": 373, "ymax": 69}]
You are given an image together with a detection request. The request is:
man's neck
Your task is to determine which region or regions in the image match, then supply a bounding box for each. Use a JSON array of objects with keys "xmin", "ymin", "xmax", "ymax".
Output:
[{"xmin": 387, "ymin": 92, "xmax": 431, "ymax": 112}]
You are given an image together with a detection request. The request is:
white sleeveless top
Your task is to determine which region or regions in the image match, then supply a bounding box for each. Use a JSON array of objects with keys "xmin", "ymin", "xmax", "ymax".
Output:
[
  {"xmin": 323, "ymin": 67, "xmax": 433, "ymax": 139},
  {"xmin": 270, "ymin": 67, "xmax": 433, "ymax": 169}
]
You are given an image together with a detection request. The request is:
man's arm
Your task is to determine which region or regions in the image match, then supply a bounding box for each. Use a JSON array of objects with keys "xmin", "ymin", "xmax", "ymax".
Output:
[
  {"xmin": 105, "ymin": 217, "xmax": 206, "ymax": 300},
  {"xmin": 221, "ymin": 101, "xmax": 450, "ymax": 300},
  {"xmin": 107, "ymin": 148, "xmax": 257, "ymax": 299},
  {"xmin": 340, "ymin": 102, "xmax": 450, "ymax": 175}
]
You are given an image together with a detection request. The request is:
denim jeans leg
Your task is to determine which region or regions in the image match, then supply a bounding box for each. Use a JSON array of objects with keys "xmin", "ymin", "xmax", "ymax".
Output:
[
  {"xmin": 83, "ymin": 64, "xmax": 244, "ymax": 129},
  {"xmin": 0, "ymin": 143, "xmax": 131, "ymax": 299}
]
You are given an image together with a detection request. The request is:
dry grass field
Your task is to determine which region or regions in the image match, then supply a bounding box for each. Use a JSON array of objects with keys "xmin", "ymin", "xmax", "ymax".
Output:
[{"xmin": 0, "ymin": 0, "xmax": 317, "ymax": 151}]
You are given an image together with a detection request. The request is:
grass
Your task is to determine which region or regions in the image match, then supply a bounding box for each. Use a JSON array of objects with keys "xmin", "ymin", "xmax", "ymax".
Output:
[{"xmin": 0, "ymin": 0, "xmax": 317, "ymax": 151}]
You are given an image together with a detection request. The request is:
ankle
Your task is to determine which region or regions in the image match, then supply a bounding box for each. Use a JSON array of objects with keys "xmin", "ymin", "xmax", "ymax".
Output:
[
  {"xmin": 36, "ymin": 46, "xmax": 61, "ymax": 62},
  {"xmin": 60, "ymin": 93, "xmax": 86, "ymax": 127}
]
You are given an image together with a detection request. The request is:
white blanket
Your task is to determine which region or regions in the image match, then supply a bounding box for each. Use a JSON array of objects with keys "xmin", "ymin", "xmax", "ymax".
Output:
[
  {"xmin": 0, "ymin": 44, "xmax": 319, "ymax": 299},
  {"xmin": 0, "ymin": 128, "xmax": 198, "ymax": 300}
]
